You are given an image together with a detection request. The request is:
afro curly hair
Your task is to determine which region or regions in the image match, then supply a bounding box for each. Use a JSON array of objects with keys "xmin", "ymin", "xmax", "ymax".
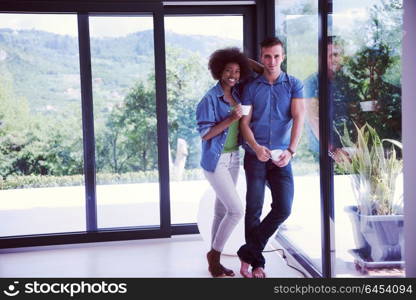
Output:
[{"xmin": 208, "ymin": 47, "xmax": 251, "ymax": 81}]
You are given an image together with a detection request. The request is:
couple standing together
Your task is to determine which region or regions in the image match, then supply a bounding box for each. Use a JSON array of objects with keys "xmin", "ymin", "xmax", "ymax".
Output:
[{"xmin": 196, "ymin": 37, "xmax": 305, "ymax": 278}]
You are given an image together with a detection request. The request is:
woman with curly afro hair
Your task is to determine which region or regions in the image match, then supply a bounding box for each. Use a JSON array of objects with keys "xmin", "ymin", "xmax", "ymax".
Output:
[{"xmin": 196, "ymin": 47, "xmax": 252, "ymax": 277}]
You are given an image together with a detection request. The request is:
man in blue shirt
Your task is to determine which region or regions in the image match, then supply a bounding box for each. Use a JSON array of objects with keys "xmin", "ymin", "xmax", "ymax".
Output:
[{"xmin": 237, "ymin": 37, "xmax": 305, "ymax": 278}]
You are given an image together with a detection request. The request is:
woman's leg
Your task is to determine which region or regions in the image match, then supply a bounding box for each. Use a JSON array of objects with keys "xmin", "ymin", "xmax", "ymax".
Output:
[
  {"xmin": 211, "ymin": 197, "xmax": 226, "ymax": 246},
  {"xmin": 204, "ymin": 153, "xmax": 243, "ymax": 253},
  {"xmin": 203, "ymin": 152, "xmax": 243, "ymax": 277}
]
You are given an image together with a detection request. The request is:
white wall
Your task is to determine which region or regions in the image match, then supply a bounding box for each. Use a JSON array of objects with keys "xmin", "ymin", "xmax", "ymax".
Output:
[{"xmin": 403, "ymin": 0, "xmax": 416, "ymax": 278}]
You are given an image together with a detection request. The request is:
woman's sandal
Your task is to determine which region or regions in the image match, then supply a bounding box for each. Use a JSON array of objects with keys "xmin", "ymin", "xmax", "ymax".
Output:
[{"xmin": 220, "ymin": 264, "xmax": 235, "ymax": 277}]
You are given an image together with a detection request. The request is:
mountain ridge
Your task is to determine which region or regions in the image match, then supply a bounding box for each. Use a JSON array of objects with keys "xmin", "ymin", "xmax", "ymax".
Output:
[{"xmin": 0, "ymin": 28, "xmax": 241, "ymax": 112}]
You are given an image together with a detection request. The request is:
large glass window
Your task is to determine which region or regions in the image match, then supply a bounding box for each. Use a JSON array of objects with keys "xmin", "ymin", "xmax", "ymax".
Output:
[
  {"xmin": 275, "ymin": 0, "xmax": 322, "ymax": 273},
  {"xmin": 89, "ymin": 16, "xmax": 160, "ymax": 228},
  {"xmin": 0, "ymin": 14, "xmax": 85, "ymax": 236},
  {"xmin": 275, "ymin": 0, "xmax": 404, "ymax": 278},
  {"xmin": 331, "ymin": 0, "xmax": 404, "ymax": 277},
  {"xmin": 164, "ymin": 16, "xmax": 244, "ymax": 224}
]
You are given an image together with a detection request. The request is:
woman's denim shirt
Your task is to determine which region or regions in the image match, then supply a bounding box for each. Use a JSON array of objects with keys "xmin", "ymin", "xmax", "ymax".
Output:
[{"xmin": 196, "ymin": 82, "xmax": 242, "ymax": 172}]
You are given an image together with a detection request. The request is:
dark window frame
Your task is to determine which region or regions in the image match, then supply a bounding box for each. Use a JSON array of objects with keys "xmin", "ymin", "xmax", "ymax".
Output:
[{"xmin": 0, "ymin": 0, "xmax": 257, "ymax": 248}]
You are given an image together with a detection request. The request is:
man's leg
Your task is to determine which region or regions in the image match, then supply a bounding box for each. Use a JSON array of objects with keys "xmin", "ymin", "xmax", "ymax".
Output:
[
  {"xmin": 251, "ymin": 162, "xmax": 295, "ymax": 275},
  {"xmin": 237, "ymin": 152, "xmax": 267, "ymax": 277}
]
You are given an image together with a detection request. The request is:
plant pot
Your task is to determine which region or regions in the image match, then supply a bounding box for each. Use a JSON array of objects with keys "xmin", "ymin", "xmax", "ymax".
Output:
[
  {"xmin": 344, "ymin": 205, "xmax": 404, "ymax": 262},
  {"xmin": 360, "ymin": 100, "xmax": 378, "ymax": 112},
  {"xmin": 345, "ymin": 206, "xmax": 371, "ymax": 259}
]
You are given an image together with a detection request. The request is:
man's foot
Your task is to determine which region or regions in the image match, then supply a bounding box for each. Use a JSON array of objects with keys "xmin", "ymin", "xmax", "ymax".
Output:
[
  {"xmin": 239, "ymin": 259, "xmax": 252, "ymax": 278},
  {"xmin": 252, "ymin": 267, "xmax": 266, "ymax": 278}
]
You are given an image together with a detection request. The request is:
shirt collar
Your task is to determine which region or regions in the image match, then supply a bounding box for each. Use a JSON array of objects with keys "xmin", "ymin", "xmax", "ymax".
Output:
[
  {"xmin": 214, "ymin": 81, "xmax": 240, "ymax": 103},
  {"xmin": 214, "ymin": 81, "xmax": 225, "ymax": 97},
  {"xmin": 258, "ymin": 71, "xmax": 288, "ymax": 85}
]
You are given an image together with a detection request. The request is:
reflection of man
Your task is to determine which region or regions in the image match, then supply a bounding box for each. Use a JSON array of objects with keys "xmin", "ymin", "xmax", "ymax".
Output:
[
  {"xmin": 304, "ymin": 36, "xmax": 359, "ymax": 161},
  {"xmin": 238, "ymin": 37, "xmax": 305, "ymax": 278}
]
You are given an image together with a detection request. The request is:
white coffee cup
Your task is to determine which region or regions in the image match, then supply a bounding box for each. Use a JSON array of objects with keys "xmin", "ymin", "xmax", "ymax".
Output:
[
  {"xmin": 241, "ymin": 105, "xmax": 251, "ymax": 116},
  {"xmin": 270, "ymin": 149, "xmax": 283, "ymax": 161}
]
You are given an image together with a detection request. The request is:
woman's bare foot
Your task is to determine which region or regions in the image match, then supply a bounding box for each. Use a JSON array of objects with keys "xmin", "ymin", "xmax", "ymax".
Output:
[
  {"xmin": 239, "ymin": 260, "xmax": 252, "ymax": 278},
  {"xmin": 252, "ymin": 267, "xmax": 266, "ymax": 278}
]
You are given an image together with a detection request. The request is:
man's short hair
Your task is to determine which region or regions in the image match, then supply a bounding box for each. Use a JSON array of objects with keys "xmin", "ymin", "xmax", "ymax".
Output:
[
  {"xmin": 328, "ymin": 35, "xmax": 345, "ymax": 48},
  {"xmin": 260, "ymin": 37, "xmax": 285, "ymax": 53},
  {"xmin": 328, "ymin": 35, "xmax": 336, "ymax": 45}
]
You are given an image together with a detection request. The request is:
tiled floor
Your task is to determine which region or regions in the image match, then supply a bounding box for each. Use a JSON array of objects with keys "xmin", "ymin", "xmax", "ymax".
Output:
[{"xmin": 0, "ymin": 235, "xmax": 305, "ymax": 278}]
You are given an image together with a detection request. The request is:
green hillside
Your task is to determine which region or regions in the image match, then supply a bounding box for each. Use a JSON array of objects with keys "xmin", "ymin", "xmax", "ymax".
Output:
[{"xmin": 0, "ymin": 28, "xmax": 240, "ymax": 113}]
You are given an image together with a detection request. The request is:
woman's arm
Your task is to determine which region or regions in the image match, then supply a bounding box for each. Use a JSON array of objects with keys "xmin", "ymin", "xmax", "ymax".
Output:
[
  {"xmin": 248, "ymin": 58, "xmax": 264, "ymax": 74},
  {"xmin": 202, "ymin": 105, "xmax": 242, "ymax": 141}
]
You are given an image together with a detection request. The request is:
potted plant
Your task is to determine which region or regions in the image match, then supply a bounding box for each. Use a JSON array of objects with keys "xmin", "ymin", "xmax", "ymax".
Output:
[
  {"xmin": 347, "ymin": 43, "xmax": 401, "ymax": 141},
  {"xmin": 335, "ymin": 122, "xmax": 403, "ymax": 263}
]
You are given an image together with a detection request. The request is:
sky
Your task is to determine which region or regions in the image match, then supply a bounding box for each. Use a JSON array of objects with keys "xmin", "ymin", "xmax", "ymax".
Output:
[
  {"xmin": 0, "ymin": 13, "xmax": 243, "ymax": 40},
  {"xmin": 0, "ymin": 1, "xmax": 387, "ymax": 40}
]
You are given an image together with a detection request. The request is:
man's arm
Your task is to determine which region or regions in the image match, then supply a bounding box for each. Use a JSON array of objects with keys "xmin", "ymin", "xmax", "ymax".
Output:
[
  {"xmin": 275, "ymin": 97, "xmax": 306, "ymax": 167},
  {"xmin": 240, "ymin": 110, "xmax": 270, "ymax": 162},
  {"xmin": 289, "ymin": 98, "xmax": 306, "ymax": 151},
  {"xmin": 305, "ymin": 97, "xmax": 319, "ymax": 140}
]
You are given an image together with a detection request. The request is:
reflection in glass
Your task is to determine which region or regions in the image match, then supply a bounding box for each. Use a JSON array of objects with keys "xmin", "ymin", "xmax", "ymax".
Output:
[
  {"xmin": 0, "ymin": 14, "xmax": 85, "ymax": 236},
  {"xmin": 89, "ymin": 16, "xmax": 160, "ymax": 228},
  {"xmin": 331, "ymin": 0, "xmax": 404, "ymax": 277},
  {"xmin": 275, "ymin": 0, "xmax": 322, "ymax": 273},
  {"xmin": 164, "ymin": 16, "xmax": 243, "ymax": 224}
]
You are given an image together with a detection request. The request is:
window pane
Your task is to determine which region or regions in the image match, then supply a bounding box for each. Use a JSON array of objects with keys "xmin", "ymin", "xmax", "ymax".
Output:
[
  {"xmin": 164, "ymin": 16, "xmax": 244, "ymax": 224},
  {"xmin": 275, "ymin": 0, "xmax": 322, "ymax": 273},
  {"xmin": 89, "ymin": 16, "xmax": 160, "ymax": 228},
  {"xmin": 331, "ymin": 0, "xmax": 404, "ymax": 277},
  {"xmin": 0, "ymin": 14, "xmax": 85, "ymax": 236}
]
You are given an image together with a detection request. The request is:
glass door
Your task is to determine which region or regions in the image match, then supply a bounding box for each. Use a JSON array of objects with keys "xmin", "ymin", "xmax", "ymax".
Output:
[
  {"xmin": 164, "ymin": 6, "xmax": 255, "ymax": 236},
  {"xmin": 0, "ymin": 2, "xmax": 168, "ymax": 247},
  {"xmin": 331, "ymin": 0, "xmax": 404, "ymax": 277},
  {"xmin": 274, "ymin": 0, "xmax": 322, "ymax": 274},
  {"xmin": 0, "ymin": 13, "xmax": 85, "ymax": 237},
  {"xmin": 88, "ymin": 15, "xmax": 161, "ymax": 229},
  {"xmin": 164, "ymin": 15, "xmax": 244, "ymax": 225},
  {"xmin": 273, "ymin": 0, "xmax": 404, "ymax": 278}
]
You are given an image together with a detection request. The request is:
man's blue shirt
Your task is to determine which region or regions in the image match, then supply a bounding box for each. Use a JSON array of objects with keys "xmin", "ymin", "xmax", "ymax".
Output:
[
  {"xmin": 303, "ymin": 70, "xmax": 358, "ymax": 150},
  {"xmin": 241, "ymin": 72, "xmax": 303, "ymax": 153},
  {"xmin": 196, "ymin": 82, "xmax": 242, "ymax": 172}
]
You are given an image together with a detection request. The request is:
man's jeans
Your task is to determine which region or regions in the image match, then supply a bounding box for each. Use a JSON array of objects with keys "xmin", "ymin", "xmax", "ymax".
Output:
[{"xmin": 237, "ymin": 152, "xmax": 294, "ymax": 269}]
